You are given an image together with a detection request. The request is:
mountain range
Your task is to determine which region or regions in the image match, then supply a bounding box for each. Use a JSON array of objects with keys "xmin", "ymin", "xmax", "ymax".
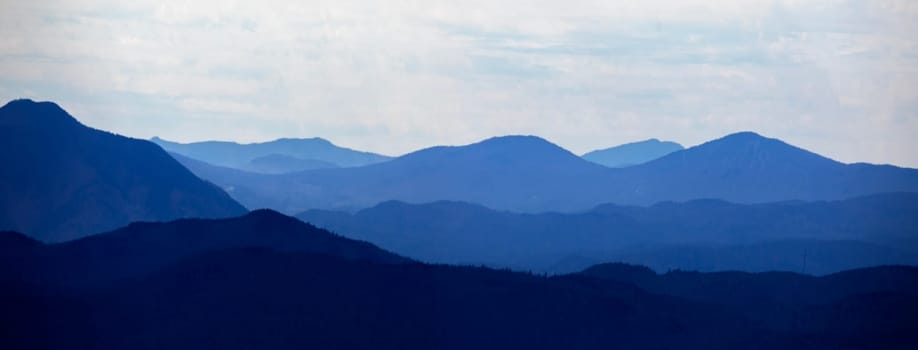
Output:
[
  {"xmin": 152, "ymin": 136, "xmax": 391, "ymax": 173},
  {"xmin": 582, "ymin": 138, "xmax": 684, "ymax": 167},
  {"xmin": 298, "ymin": 193, "xmax": 918, "ymax": 274},
  {"xmin": 180, "ymin": 132, "xmax": 918, "ymax": 214},
  {"xmin": 0, "ymin": 210, "xmax": 405, "ymax": 290},
  {"xmin": 3, "ymin": 211, "xmax": 916, "ymax": 349},
  {"xmin": 0, "ymin": 100, "xmax": 246, "ymax": 242},
  {"xmin": 1, "ymin": 97, "xmax": 917, "ymax": 349}
]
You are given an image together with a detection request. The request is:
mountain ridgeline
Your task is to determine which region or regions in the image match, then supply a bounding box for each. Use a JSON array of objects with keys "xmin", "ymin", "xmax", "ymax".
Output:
[
  {"xmin": 298, "ymin": 193, "xmax": 918, "ymax": 274},
  {"xmin": 152, "ymin": 136, "xmax": 391, "ymax": 173},
  {"xmin": 184, "ymin": 132, "xmax": 918, "ymax": 214},
  {"xmin": 0, "ymin": 99, "xmax": 247, "ymax": 242},
  {"xmin": 0, "ymin": 210, "xmax": 406, "ymax": 290},
  {"xmin": 2, "ymin": 211, "xmax": 916, "ymax": 349},
  {"xmin": 582, "ymin": 138, "xmax": 684, "ymax": 167}
]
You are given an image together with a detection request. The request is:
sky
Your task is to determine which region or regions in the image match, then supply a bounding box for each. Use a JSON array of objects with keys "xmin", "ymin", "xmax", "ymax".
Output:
[{"xmin": 1, "ymin": 0, "xmax": 916, "ymax": 166}]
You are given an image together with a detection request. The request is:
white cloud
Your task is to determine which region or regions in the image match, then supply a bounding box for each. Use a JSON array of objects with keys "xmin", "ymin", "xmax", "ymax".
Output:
[{"xmin": 0, "ymin": 0, "xmax": 916, "ymax": 166}]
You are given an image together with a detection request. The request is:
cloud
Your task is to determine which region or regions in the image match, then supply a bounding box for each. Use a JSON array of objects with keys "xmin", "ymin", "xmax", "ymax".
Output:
[{"xmin": 0, "ymin": 0, "xmax": 916, "ymax": 166}]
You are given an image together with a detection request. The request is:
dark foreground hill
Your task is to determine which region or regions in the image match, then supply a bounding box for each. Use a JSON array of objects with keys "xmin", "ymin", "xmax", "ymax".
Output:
[
  {"xmin": 181, "ymin": 132, "xmax": 918, "ymax": 214},
  {"xmin": 2, "ymin": 213, "xmax": 917, "ymax": 349},
  {"xmin": 0, "ymin": 99, "xmax": 246, "ymax": 242},
  {"xmin": 575, "ymin": 263, "xmax": 918, "ymax": 345},
  {"xmin": 298, "ymin": 193, "xmax": 918, "ymax": 274},
  {"xmin": 0, "ymin": 210, "xmax": 406, "ymax": 290}
]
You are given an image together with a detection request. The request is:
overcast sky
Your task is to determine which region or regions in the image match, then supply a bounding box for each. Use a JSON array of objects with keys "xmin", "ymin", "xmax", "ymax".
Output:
[{"xmin": 1, "ymin": 0, "xmax": 916, "ymax": 166}]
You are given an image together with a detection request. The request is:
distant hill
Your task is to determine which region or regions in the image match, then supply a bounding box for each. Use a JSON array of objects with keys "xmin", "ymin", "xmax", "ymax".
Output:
[
  {"xmin": 606, "ymin": 132, "xmax": 918, "ymax": 204},
  {"xmin": 582, "ymin": 138, "xmax": 683, "ymax": 167},
  {"xmin": 186, "ymin": 132, "xmax": 918, "ymax": 214},
  {"xmin": 298, "ymin": 193, "xmax": 918, "ymax": 274},
  {"xmin": 0, "ymin": 99, "xmax": 247, "ymax": 242},
  {"xmin": 152, "ymin": 136, "xmax": 391, "ymax": 171}
]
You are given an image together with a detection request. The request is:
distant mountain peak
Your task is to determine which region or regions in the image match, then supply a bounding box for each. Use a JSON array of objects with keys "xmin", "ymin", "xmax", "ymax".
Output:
[
  {"xmin": 400, "ymin": 134, "xmax": 582, "ymax": 165},
  {"xmin": 623, "ymin": 131, "xmax": 853, "ymax": 201},
  {"xmin": 582, "ymin": 138, "xmax": 684, "ymax": 168},
  {"xmin": 472, "ymin": 135, "xmax": 572, "ymax": 153},
  {"xmin": 714, "ymin": 131, "xmax": 774, "ymax": 144},
  {"xmin": 481, "ymin": 134, "xmax": 546, "ymax": 142},
  {"xmin": 689, "ymin": 132, "xmax": 835, "ymax": 164}
]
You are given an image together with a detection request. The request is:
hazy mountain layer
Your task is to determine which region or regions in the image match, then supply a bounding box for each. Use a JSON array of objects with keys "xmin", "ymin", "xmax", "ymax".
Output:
[
  {"xmin": 152, "ymin": 136, "xmax": 391, "ymax": 171},
  {"xmin": 182, "ymin": 132, "xmax": 918, "ymax": 214},
  {"xmin": 298, "ymin": 193, "xmax": 918, "ymax": 274},
  {"xmin": 582, "ymin": 138, "xmax": 684, "ymax": 167}
]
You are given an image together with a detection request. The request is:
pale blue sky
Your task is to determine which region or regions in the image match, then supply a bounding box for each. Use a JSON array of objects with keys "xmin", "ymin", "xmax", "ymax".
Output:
[{"xmin": 1, "ymin": 0, "xmax": 916, "ymax": 166}]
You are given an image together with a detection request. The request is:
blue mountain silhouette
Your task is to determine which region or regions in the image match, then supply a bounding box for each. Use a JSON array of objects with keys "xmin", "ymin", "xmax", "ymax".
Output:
[
  {"xmin": 0, "ymin": 99, "xmax": 246, "ymax": 241},
  {"xmin": 582, "ymin": 138, "xmax": 683, "ymax": 167},
  {"xmin": 181, "ymin": 132, "xmax": 918, "ymax": 213},
  {"xmin": 606, "ymin": 131, "xmax": 918, "ymax": 204},
  {"xmin": 298, "ymin": 193, "xmax": 918, "ymax": 274}
]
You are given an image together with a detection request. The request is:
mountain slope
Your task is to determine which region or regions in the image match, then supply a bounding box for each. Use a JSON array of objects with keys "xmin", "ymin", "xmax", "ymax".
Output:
[
  {"xmin": 298, "ymin": 193, "xmax": 918, "ymax": 273},
  {"xmin": 582, "ymin": 138, "xmax": 683, "ymax": 167},
  {"xmin": 0, "ymin": 99, "xmax": 247, "ymax": 242},
  {"xmin": 152, "ymin": 136, "xmax": 391, "ymax": 170}
]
